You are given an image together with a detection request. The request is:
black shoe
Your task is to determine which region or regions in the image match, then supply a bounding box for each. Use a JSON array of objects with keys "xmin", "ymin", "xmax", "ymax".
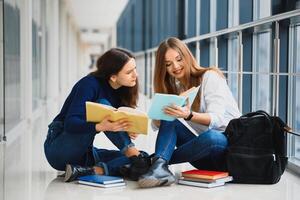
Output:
[
  {"xmin": 138, "ymin": 157, "xmax": 176, "ymax": 188},
  {"xmin": 119, "ymin": 152, "xmax": 151, "ymax": 181},
  {"xmin": 64, "ymin": 164, "xmax": 95, "ymax": 182}
]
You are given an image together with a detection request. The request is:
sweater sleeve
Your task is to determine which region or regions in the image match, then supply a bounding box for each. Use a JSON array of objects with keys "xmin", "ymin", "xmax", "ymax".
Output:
[
  {"xmin": 64, "ymin": 78, "xmax": 98, "ymax": 134},
  {"xmin": 202, "ymin": 71, "xmax": 228, "ymax": 130}
]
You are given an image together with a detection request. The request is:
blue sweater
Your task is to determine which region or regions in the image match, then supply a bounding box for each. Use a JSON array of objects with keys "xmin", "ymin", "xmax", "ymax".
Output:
[{"xmin": 53, "ymin": 75, "xmax": 122, "ymax": 134}]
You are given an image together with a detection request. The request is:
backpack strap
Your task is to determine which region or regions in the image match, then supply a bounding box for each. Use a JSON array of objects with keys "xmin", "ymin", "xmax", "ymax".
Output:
[
  {"xmin": 242, "ymin": 110, "xmax": 270, "ymax": 118},
  {"xmin": 239, "ymin": 110, "xmax": 300, "ymax": 137},
  {"xmin": 241, "ymin": 110, "xmax": 273, "ymax": 135},
  {"xmin": 284, "ymin": 126, "xmax": 300, "ymax": 137},
  {"xmin": 270, "ymin": 114, "xmax": 300, "ymax": 137}
]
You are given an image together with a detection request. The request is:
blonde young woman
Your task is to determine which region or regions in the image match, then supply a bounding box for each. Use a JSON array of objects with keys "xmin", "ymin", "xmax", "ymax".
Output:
[{"xmin": 138, "ymin": 37, "xmax": 241, "ymax": 188}]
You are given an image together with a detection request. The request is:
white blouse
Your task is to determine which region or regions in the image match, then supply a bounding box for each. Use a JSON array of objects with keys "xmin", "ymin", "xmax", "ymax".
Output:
[{"xmin": 185, "ymin": 70, "xmax": 241, "ymax": 134}]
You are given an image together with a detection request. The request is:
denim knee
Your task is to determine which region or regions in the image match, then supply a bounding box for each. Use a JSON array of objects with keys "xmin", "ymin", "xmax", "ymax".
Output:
[
  {"xmin": 201, "ymin": 129, "xmax": 228, "ymax": 149},
  {"xmin": 104, "ymin": 131, "xmax": 135, "ymax": 154},
  {"xmin": 160, "ymin": 119, "xmax": 181, "ymax": 128}
]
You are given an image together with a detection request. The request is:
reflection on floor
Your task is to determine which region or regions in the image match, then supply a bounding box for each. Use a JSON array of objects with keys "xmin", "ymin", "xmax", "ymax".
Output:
[{"xmin": 2, "ymin": 95, "xmax": 300, "ymax": 200}]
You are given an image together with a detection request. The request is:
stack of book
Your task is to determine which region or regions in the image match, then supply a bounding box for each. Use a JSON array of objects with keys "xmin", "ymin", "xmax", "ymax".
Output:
[
  {"xmin": 178, "ymin": 169, "xmax": 233, "ymax": 188},
  {"xmin": 78, "ymin": 175, "xmax": 126, "ymax": 188}
]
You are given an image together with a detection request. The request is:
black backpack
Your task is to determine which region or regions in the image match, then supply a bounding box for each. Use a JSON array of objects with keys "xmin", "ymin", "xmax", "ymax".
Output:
[{"xmin": 224, "ymin": 110, "xmax": 291, "ymax": 184}]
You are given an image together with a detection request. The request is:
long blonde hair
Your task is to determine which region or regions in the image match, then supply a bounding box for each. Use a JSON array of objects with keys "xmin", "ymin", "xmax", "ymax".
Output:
[{"xmin": 154, "ymin": 37, "xmax": 224, "ymax": 111}]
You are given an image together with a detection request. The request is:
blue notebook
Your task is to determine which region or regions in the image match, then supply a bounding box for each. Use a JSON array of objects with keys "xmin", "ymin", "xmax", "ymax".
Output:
[
  {"xmin": 78, "ymin": 175, "xmax": 125, "ymax": 188},
  {"xmin": 148, "ymin": 85, "xmax": 200, "ymax": 121}
]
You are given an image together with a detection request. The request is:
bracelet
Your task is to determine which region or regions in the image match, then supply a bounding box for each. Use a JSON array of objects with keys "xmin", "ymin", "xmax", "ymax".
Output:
[{"xmin": 184, "ymin": 110, "xmax": 193, "ymax": 121}]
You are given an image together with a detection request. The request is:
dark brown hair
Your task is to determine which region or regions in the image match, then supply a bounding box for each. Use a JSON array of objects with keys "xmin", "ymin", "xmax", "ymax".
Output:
[
  {"xmin": 91, "ymin": 48, "xmax": 138, "ymax": 107},
  {"xmin": 154, "ymin": 37, "xmax": 224, "ymax": 111}
]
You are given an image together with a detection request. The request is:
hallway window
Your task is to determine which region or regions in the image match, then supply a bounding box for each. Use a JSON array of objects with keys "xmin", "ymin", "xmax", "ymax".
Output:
[
  {"xmin": 32, "ymin": 0, "xmax": 44, "ymax": 110},
  {"xmin": 290, "ymin": 22, "xmax": 300, "ymax": 161},
  {"xmin": 199, "ymin": 0, "xmax": 210, "ymax": 67},
  {"xmin": 4, "ymin": 0, "xmax": 21, "ymax": 131},
  {"xmin": 227, "ymin": 0, "xmax": 239, "ymax": 101},
  {"xmin": 0, "ymin": 0, "xmax": 3, "ymax": 137},
  {"xmin": 252, "ymin": 0, "xmax": 272, "ymax": 112},
  {"xmin": 209, "ymin": 0, "xmax": 217, "ymax": 66}
]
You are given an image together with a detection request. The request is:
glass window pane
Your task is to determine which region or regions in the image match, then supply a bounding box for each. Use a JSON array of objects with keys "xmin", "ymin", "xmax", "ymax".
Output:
[
  {"xmin": 4, "ymin": 0, "xmax": 21, "ymax": 131},
  {"xmin": 252, "ymin": 0, "xmax": 272, "ymax": 113},
  {"xmin": 0, "ymin": 0, "xmax": 3, "ymax": 192},
  {"xmin": 227, "ymin": 0, "xmax": 239, "ymax": 102},
  {"xmin": 32, "ymin": 0, "xmax": 42, "ymax": 110},
  {"xmin": 227, "ymin": 36, "xmax": 239, "ymax": 101},
  {"xmin": 253, "ymin": 0, "xmax": 271, "ymax": 20},
  {"xmin": 0, "ymin": 0, "xmax": 4, "ymax": 137},
  {"xmin": 227, "ymin": 0, "xmax": 239, "ymax": 98},
  {"xmin": 252, "ymin": 31, "xmax": 272, "ymax": 112},
  {"xmin": 294, "ymin": 76, "xmax": 300, "ymax": 159},
  {"xmin": 291, "ymin": 25, "xmax": 300, "ymax": 160}
]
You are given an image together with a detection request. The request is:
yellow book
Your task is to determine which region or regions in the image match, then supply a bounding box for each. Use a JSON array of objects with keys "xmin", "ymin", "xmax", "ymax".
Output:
[{"xmin": 86, "ymin": 101, "xmax": 148, "ymax": 135}]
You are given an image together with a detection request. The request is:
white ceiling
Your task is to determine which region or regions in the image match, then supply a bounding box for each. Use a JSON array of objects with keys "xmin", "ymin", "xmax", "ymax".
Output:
[{"xmin": 67, "ymin": 0, "xmax": 129, "ymax": 44}]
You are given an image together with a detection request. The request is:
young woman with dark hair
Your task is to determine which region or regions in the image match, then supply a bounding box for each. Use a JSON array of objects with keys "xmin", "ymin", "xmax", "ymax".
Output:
[
  {"xmin": 44, "ymin": 48, "xmax": 150, "ymax": 182},
  {"xmin": 138, "ymin": 37, "xmax": 241, "ymax": 188}
]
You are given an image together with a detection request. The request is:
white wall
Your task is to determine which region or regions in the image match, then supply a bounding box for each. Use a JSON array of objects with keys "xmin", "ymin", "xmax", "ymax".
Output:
[
  {"xmin": 56, "ymin": 0, "xmax": 90, "ymax": 113},
  {"xmin": 2, "ymin": 0, "xmax": 91, "ymax": 169},
  {"xmin": 0, "ymin": 0, "xmax": 93, "ymax": 198}
]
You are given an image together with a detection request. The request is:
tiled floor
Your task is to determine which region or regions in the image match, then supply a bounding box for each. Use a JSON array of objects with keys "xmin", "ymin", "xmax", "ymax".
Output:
[{"xmin": 2, "ymin": 95, "xmax": 300, "ymax": 200}]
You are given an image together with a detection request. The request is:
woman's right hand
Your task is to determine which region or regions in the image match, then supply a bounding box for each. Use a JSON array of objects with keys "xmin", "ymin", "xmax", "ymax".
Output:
[{"xmin": 95, "ymin": 116, "xmax": 131, "ymax": 132}]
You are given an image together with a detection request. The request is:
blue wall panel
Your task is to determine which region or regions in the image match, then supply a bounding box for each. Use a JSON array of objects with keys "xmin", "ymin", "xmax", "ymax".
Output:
[
  {"xmin": 152, "ymin": 0, "xmax": 160, "ymax": 47},
  {"xmin": 240, "ymin": 0, "xmax": 253, "ymax": 114},
  {"xmin": 187, "ymin": 0, "xmax": 196, "ymax": 38},
  {"xmin": 145, "ymin": 0, "xmax": 152, "ymax": 49},
  {"xmin": 216, "ymin": 0, "xmax": 228, "ymax": 31},
  {"xmin": 187, "ymin": 0, "xmax": 197, "ymax": 56},
  {"xmin": 217, "ymin": 0, "xmax": 228, "ymax": 70},
  {"xmin": 200, "ymin": 0, "xmax": 210, "ymax": 67}
]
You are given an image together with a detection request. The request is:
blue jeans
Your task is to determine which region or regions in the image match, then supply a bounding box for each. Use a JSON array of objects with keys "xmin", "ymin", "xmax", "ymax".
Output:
[
  {"xmin": 155, "ymin": 120, "xmax": 228, "ymax": 171},
  {"xmin": 44, "ymin": 99, "xmax": 135, "ymax": 176}
]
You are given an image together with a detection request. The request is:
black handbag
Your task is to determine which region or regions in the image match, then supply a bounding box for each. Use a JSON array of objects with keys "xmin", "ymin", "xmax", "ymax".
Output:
[{"xmin": 224, "ymin": 110, "xmax": 295, "ymax": 184}]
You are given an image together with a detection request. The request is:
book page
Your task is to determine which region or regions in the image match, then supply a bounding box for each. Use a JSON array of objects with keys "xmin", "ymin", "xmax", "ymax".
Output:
[
  {"xmin": 148, "ymin": 86, "xmax": 200, "ymax": 121},
  {"xmin": 118, "ymin": 107, "xmax": 146, "ymax": 115},
  {"xmin": 86, "ymin": 102, "xmax": 148, "ymax": 134},
  {"xmin": 180, "ymin": 85, "xmax": 201, "ymax": 105},
  {"xmin": 147, "ymin": 94, "xmax": 187, "ymax": 121},
  {"xmin": 86, "ymin": 102, "xmax": 116, "ymax": 122},
  {"xmin": 99, "ymin": 103, "xmax": 118, "ymax": 111},
  {"xmin": 180, "ymin": 86, "xmax": 196, "ymax": 96},
  {"xmin": 115, "ymin": 107, "xmax": 148, "ymax": 134}
]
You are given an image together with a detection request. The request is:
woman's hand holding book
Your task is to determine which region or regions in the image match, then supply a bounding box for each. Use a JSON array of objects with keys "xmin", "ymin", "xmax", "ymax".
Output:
[{"xmin": 95, "ymin": 116, "xmax": 132, "ymax": 132}]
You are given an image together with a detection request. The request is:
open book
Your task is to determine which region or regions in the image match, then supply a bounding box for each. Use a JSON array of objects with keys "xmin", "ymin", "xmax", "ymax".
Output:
[
  {"xmin": 86, "ymin": 102, "xmax": 148, "ymax": 134},
  {"xmin": 147, "ymin": 85, "xmax": 200, "ymax": 121}
]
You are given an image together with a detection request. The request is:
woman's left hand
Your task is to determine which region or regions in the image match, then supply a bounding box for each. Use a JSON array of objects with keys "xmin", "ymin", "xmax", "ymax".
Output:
[
  {"xmin": 164, "ymin": 102, "xmax": 191, "ymax": 119},
  {"xmin": 128, "ymin": 132, "xmax": 139, "ymax": 140}
]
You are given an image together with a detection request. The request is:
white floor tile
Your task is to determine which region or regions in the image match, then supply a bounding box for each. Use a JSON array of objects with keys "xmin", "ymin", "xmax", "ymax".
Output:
[{"xmin": 2, "ymin": 95, "xmax": 300, "ymax": 200}]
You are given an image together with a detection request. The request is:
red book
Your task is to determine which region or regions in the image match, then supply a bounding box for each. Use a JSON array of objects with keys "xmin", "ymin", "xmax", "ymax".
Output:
[{"xmin": 181, "ymin": 169, "xmax": 229, "ymax": 180}]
